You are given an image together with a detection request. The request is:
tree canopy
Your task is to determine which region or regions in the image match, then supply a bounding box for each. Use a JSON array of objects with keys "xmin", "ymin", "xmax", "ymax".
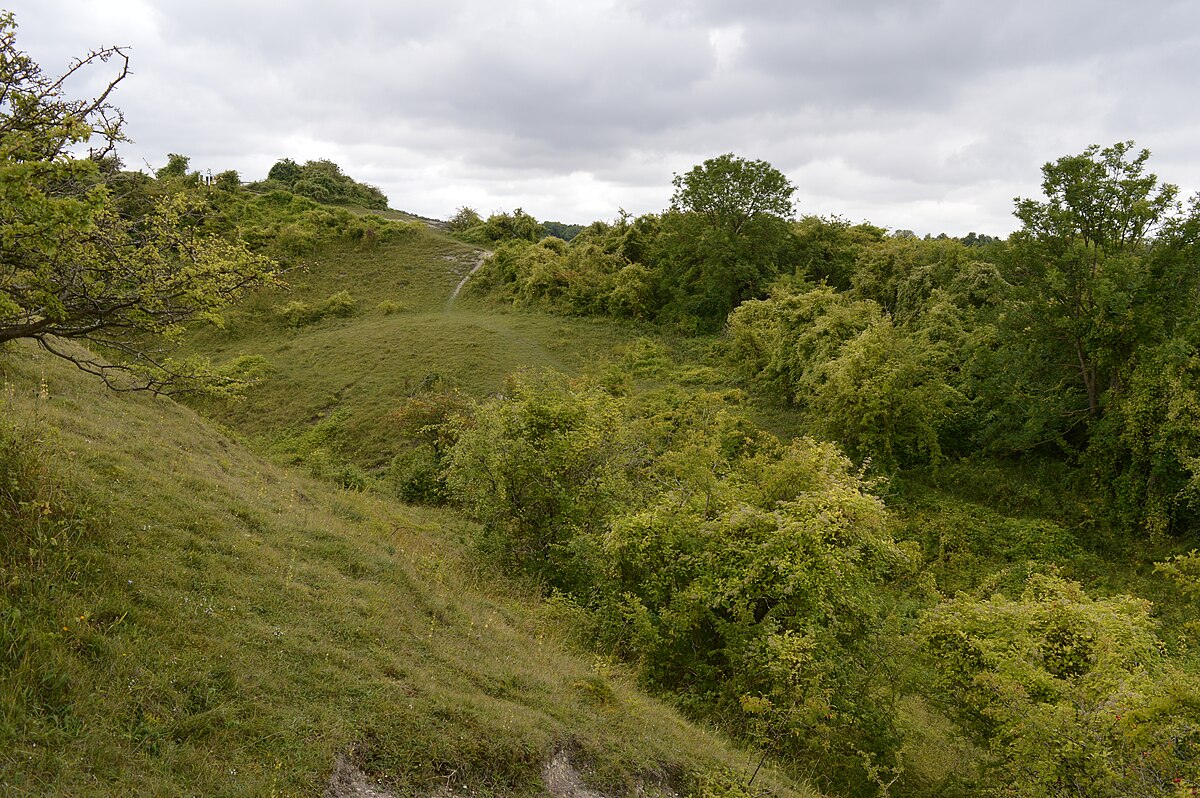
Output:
[{"xmin": 670, "ymin": 153, "xmax": 797, "ymax": 235}]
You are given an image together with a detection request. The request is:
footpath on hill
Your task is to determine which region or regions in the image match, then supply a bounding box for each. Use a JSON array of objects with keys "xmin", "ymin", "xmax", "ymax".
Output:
[{"xmin": 445, "ymin": 250, "xmax": 491, "ymax": 310}]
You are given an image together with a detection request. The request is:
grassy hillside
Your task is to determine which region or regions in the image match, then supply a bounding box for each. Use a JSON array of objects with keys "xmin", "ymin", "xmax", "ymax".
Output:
[
  {"xmin": 0, "ymin": 340, "xmax": 813, "ymax": 798},
  {"xmin": 181, "ymin": 226, "xmax": 702, "ymax": 469}
]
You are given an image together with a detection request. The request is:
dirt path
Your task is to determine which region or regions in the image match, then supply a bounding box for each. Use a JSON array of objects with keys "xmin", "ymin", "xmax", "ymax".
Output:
[{"xmin": 445, "ymin": 250, "xmax": 491, "ymax": 311}]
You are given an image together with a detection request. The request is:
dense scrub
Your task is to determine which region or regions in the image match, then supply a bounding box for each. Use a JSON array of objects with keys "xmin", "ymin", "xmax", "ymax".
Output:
[
  {"xmin": 466, "ymin": 146, "xmax": 1200, "ymax": 543},
  {"xmin": 392, "ymin": 367, "xmax": 1198, "ymax": 796},
  {"xmin": 411, "ymin": 147, "xmax": 1200, "ymax": 795}
]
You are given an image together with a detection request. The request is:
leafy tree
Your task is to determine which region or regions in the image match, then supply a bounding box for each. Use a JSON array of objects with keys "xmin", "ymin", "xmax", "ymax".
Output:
[
  {"xmin": 0, "ymin": 13, "xmax": 276, "ymax": 393},
  {"xmin": 657, "ymin": 154, "xmax": 798, "ymax": 327},
  {"xmin": 670, "ymin": 153, "xmax": 796, "ymax": 235},
  {"xmin": 154, "ymin": 152, "xmax": 194, "ymax": 181},
  {"xmin": 996, "ymin": 143, "xmax": 1200, "ymax": 533},
  {"xmin": 1008, "ymin": 141, "xmax": 1181, "ymax": 423},
  {"xmin": 266, "ymin": 157, "xmax": 302, "ymax": 185}
]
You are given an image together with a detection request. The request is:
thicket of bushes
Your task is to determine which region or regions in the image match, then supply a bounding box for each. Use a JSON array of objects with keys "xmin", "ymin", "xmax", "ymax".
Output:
[
  {"xmin": 257, "ymin": 157, "xmax": 390, "ymax": 209},
  {"xmin": 382, "ymin": 369, "xmax": 1200, "ymax": 796}
]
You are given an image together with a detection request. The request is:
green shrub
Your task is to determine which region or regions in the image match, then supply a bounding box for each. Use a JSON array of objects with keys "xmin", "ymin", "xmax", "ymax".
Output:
[
  {"xmin": 266, "ymin": 410, "xmax": 370, "ymax": 489},
  {"xmin": 386, "ymin": 389, "xmax": 473, "ymax": 506},
  {"xmin": 921, "ymin": 573, "xmax": 1200, "ymax": 795},
  {"xmin": 274, "ymin": 291, "xmax": 357, "ymax": 328},
  {"xmin": 387, "ymin": 445, "xmax": 443, "ymax": 504},
  {"xmin": 319, "ymin": 290, "xmax": 356, "ymax": 318},
  {"xmin": 376, "ymin": 300, "xmax": 407, "ymax": 315}
]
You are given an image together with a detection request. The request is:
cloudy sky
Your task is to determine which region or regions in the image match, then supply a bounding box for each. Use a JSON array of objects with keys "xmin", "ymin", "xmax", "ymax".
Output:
[{"xmin": 7, "ymin": 1, "xmax": 1198, "ymax": 235}]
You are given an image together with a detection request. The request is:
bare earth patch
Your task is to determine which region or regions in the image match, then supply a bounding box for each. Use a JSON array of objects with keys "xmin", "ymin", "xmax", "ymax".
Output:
[{"xmin": 323, "ymin": 747, "xmax": 671, "ymax": 798}]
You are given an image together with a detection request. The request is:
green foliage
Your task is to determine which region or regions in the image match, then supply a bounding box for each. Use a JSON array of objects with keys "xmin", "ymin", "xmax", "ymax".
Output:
[
  {"xmin": 444, "ymin": 370, "xmax": 635, "ymax": 590},
  {"xmin": 469, "ymin": 237, "xmax": 643, "ymax": 318},
  {"xmin": 266, "ymin": 409, "xmax": 370, "ymax": 489},
  {"xmin": 463, "ymin": 157, "xmax": 800, "ymax": 329},
  {"xmin": 670, "ymin": 153, "xmax": 796, "ymax": 234},
  {"xmin": 213, "ymin": 169, "xmax": 240, "ymax": 192},
  {"xmin": 726, "ymin": 285, "xmax": 881, "ymax": 400},
  {"xmin": 274, "ymin": 290, "xmax": 358, "ymax": 328},
  {"xmin": 540, "ymin": 220, "xmax": 584, "ymax": 241},
  {"xmin": 442, "ymin": 373, "xmax": 913, "ymax": 790},
  {"xmin": 727, "ymin": 285, "xmax": 962, "ymax": 469},
  {"xmin": 386, "ymin": 389, "xmax": 472, "ymax": 505},
  {"xmin": 0, "ymin": 18, "xmax": 277, "ymax": 394},
  {"xmin": 154, "ymin": 152, "xmax": 193, "ymax": 181},
  {"xmin": 1004, "ymin": 142, "xmax": 1184, "ymax": 424},
  {"xmin": 990, "ymin": 143, "xmax": 1200, "ymax": 535},
  {"xmin": 653, "ymin": 154, "xmax": 797, "ymax": 327},
  {"xmin": 792, "ymin": 215, "xmax": 887, "ymax": 290},
  {"xmin": 921, "ymin": 572, "xmax": 1199, "ymax": 796},
  {"xmin": 446, "ymin": 205, "xmax": 482, "ymax": 231},
  {"xmin": 482, "ymin": 208, "xmax": 545, "ymax": 243},
  {"xmin": 849, "ymin": 236, "xmax": 1000, "ymax": 322},
  {"xmin": 1086, "ymin": 340, "xmax": 1200, "ymax": 537},
  {"xmin": 266, "ymin": 157, "xmax": 301, "ymax": 184},
  {"xmin": 897, "ymin": 490, "xmax": 1080, "ymax": 595},
  {"xmin": 376, "ymin": 299, "xmax": 407, "ymax": 315},
  {"xmin": 1156, "ymin": 550, "xmax": 1200, "ymax": 599},
  {"xmin": 264, "ymin": 157, "xmax": 389, "ymax": 209},
  {"xmin": 806, "ymin": 318, "xmax": 964, "ymax": 469},
  {"xmin": 236, "ymin": 192, "xmax": 418, "ymax": 259}
]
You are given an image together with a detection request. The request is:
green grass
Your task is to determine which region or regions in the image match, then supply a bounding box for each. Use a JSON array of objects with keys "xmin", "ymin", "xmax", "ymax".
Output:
[
  {"xmin": 0, "ymin": 341, "xmax": 815, "ymax": 798},
  {"xmin": 181, "ymin": 227, "xmax": 722, "ymax": 469}
]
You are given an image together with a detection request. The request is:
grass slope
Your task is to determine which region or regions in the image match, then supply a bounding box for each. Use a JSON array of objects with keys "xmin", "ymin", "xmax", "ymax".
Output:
[
  {"xmin": 183, "ymin": 227, "xmax": 691, "ymax": 468},
  {"xmin": 0, "ymin": 342, "xmax": 813, "ymax": 798}
]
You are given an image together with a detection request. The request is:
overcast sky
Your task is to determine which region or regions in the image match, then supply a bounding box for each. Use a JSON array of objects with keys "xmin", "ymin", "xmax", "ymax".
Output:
[{"xmin": 7, "ymin": 1, "xmax": 1199, "ymax": 235}]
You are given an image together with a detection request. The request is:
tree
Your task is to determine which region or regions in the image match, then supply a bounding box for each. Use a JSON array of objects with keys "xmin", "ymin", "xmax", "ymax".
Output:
[
  {"xmin": 658, "ymin": 154, "xmax": 798, "ymax": 327},
  {"xmin": 154, "ymin": 152, "xmax": 193, "ymax": 181},
  {"xmin": 266, "ymin": 157, "xmax": 302, "ymax": 185},
  {"xmin": 1009, "ymin": 142, "xmax": 1181, "ymax": 422},
  {"xmin": 670, "ymin": 153, "xmax": 796, "ymax": 235},
  {"xmin": 998, "ymin": 143, "xmax": 1200, "ymax": 533},
  {"xmin": 0, "ymin": 13, "xmax": 276, "ymax": 393}
]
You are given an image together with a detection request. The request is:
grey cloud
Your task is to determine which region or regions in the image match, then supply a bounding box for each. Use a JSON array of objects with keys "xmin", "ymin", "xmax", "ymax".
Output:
[{"xmin": 5, "ymin": 0, "xmax": 1200, "ymax": 234}]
